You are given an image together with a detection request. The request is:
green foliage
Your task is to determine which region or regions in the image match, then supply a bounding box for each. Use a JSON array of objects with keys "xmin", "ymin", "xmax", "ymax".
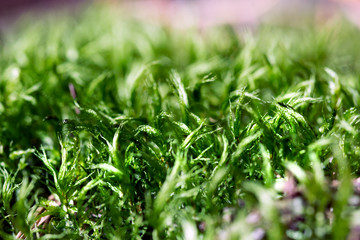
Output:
[{"xmin": 1, "ymin": 5, "xmax": 360, "ymax": 239}]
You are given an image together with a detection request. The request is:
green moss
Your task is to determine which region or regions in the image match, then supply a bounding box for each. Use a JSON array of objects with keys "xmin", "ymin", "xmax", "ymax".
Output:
[{"xmin": 1, "ymin": 6, "xmax": 360, "ymax": 239}]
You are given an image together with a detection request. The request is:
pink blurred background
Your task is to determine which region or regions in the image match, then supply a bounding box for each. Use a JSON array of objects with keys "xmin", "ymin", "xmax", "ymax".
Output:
[{"xmin": 0, "ymin": 0, "xmax": 359, "ymax": 28}]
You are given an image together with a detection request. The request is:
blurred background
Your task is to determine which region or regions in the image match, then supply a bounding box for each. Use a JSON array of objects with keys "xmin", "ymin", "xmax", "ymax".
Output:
[{"xmin": 0, "ymin": 0, "xmax": 359, "ymax": 29}]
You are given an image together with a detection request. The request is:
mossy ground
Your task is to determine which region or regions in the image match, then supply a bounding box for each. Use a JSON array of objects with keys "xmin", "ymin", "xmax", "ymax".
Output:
[{"xmin": 1, "ymin": 6, "xmax": 360, "ymax": 240}]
